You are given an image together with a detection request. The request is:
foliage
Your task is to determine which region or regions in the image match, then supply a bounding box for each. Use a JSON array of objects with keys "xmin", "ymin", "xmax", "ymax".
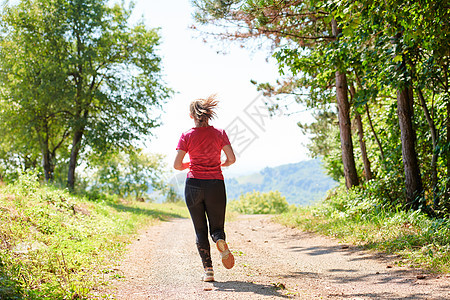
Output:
[
  {"xmin": 0, "ymin": 0, "xmax": 172, "ymax": 186},
  {"xmin": 86, "ymin": 147, "xmax": 167, "ymax": 201},
  {"xmin": 0, "ymin": 172, "xmax": 188, "ymax": 299},
  {"xmin": 229, "ymin": 190, "xmax": 290, "ymax": 214},
  {"xmin": 192, "ymin": 0, "xmax": 450, "ymax": 215},
  {"xmin": 0, "ymin": 0, "xmax": 72, "ymax": 182},
  {"xmin": 275, "ymin": 183, "xmax": 450, "ymax": 272}
]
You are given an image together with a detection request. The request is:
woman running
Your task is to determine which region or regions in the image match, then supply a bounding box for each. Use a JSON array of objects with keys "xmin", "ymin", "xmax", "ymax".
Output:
[{"xmin": 173, "ymin": 95, "xmax": 236, "ymax": 282}]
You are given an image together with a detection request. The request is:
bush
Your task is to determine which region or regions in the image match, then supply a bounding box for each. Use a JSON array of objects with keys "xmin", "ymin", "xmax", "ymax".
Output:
[{"xmin": 228, "ymin": 190, "xmax": 289, "ymax": 214}]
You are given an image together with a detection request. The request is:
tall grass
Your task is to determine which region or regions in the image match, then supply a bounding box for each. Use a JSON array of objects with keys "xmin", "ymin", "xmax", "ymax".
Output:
[
  {"xmin": 0, "ymin": 172, "xmax": 188, "ymax": 299},
  {"xmin": 275, "ymin": 183, "xmax": 450, "ymax": 273}
]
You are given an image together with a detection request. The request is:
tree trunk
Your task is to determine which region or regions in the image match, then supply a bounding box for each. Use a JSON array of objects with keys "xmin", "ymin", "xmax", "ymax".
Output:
[
  {"xmin": 39, "ymin": 122, "xmax": 54, "ymax": 183},
  {"xmin": 42, "ymin": 148, "xmax": 54, "ymax": 183},
  {"xmin": 67, "ymin": 129, "xmax": 83, "ymax": 190},
  {"xmin": 332, "ymin": 19, "xmax": 359, "ymax": 189},
  {"xmin": 365, "ymin": 104, "xmax": 386, "ymax": 164},
  {"xmin": 443, "ymin": 61, "xmax": 449, "ymax": 209},
  {"xmin": 447, "ymin": 101, "xmax": 450, "ymax": 206},
  {"xmin": 397, "ymin": 86, "xmax": 423, "ymax": 209},
  {"xmin": 42, "ymin": 141, "xmax": 52, "ymax": 182},
  {"xmin": 417, "ymin": 87, "xmax": 439, "ymax": 208},
  {"xmin": 67, "ymin": 27, "xmax": 85, "ymax": 191},
  {"xmin": 355, "ymin": 112, "xmax": 373, "ymax": 181},
  {"xmin": 354, "ymin": 71, "xmax": 386, "ymax": 169},
  {"xmin": 349, "ymin": 85, "xmax": 373, "ymax": 181},
  {"xmin": 24, "ymin": 153, "xmax": 39, "ymax": 170}
]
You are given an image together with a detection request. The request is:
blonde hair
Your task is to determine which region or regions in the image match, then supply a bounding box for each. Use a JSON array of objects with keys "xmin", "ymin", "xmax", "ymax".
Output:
[{"xmin": 190, "ymin": 94, "xmax": 219, "ymax": 126}]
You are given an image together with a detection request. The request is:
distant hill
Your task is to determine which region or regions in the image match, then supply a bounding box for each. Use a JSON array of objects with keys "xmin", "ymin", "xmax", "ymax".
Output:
[{"xmin": 225, "ymin": 159, "xmax": 337, "ymax": 206}]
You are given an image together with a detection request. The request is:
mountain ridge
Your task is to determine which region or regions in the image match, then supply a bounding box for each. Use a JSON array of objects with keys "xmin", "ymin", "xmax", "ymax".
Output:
[{"xmin": 225, "ymin": 159, "xmax": 337, "ymax": 205}]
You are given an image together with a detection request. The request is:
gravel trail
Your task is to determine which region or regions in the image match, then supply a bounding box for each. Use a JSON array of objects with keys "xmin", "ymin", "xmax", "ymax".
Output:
[{"xmin": 107, "ymin": 215, "xmax": 449, "ymax": 299}]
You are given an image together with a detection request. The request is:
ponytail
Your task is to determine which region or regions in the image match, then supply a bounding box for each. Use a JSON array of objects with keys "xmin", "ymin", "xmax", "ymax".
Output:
[{"xmin": 190, "ymin": 94, "xmax": 219, "ymax": 126}]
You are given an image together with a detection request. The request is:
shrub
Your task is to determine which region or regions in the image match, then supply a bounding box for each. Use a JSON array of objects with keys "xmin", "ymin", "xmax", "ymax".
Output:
[{"xmin": 228, "ymin": 190, "xmax": 289, "ymax": 214}]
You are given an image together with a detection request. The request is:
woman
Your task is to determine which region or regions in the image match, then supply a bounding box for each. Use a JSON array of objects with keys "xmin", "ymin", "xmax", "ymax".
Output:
[{"xmin": 173, "ymin": 95, "xmax": 236, "ymax": 282}]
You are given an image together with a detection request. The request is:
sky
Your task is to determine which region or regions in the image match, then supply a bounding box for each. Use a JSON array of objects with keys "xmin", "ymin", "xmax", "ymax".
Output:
[{"xmin": 129, "ymin": 0, "xmax": 313, "ymax": 177}]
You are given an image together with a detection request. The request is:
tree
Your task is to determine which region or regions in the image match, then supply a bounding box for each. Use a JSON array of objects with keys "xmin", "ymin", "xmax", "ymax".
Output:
[
  {"xmin": 0, "ymin": 0, "xmax": 72, "ymax": 182},
  {"xmin": 333, "ymin": 0, "xmax": 449, "ymax": 211},
  {"xmin": 396, "ymin": 79, "xmax": 424, "ymax": 209},
  {"xmin": 192, "ymin": 0, "xmax": 450, "ymax": 214},
  {"xmin": 331, "ymin": 18, "xmax": 359, "ymax": 188},
  {"xmin": 349, "ymin": 85, "xmax": 372, "ymax": 181},
  {"xmin": 87, "ymin": 147, "xmax": 166, "ymax": 200},
  {"xmin": 62, "ymin": 0, "xmax": 171, "ymax": 189},
  {"xmin": 192, "ymin": 0, "xmax": 360, "ymax": 188},
  {"xmin": 0, "ymin": 0, "xmax": 171, "ymax": 187}
]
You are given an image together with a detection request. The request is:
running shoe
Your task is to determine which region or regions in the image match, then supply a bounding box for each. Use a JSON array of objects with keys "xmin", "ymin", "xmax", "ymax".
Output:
[
  {"xmin": 216, "ymin": 239, "xmax": 235, "ymax": 269},
  {"xmin": 202, "ymin": 268, "xmax": 214, "ymax": 282}
]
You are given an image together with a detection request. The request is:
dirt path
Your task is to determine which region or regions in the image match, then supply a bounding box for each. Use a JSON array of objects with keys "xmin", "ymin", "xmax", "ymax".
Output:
[{"xmin": 106, "ymin": 215, "xmax": 450, "ymax": 299}]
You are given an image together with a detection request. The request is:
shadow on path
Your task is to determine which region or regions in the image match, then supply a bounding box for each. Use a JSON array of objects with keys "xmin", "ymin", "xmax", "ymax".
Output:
[
  {"xmin": 327, "ymin": 292, "xmax": 443, "ymax": 300},
  {"xmin": 282, "ymin": 269, "xmax": 414, "ymax": 284},
  {"xmin": 278, "ymin": 264, "xmax": 449, "ymax": 299},
  {"xmin": 212, "ymin": 280, "xmax": 290, "ymax": 298},
  {"xmin": 285, "ymin": 242, "xmax": 400, "ymax": 266},
  {"xmin": 104, "ymin": 202, "xmax": 187, "ymax": 221}
]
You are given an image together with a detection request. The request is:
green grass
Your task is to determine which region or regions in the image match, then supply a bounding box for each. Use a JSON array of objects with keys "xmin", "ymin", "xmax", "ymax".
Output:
[
  {"xmin": 274, "ymin": 186, "xmax": 450, "ymax": 273},
  {"xmin": 0, "ymin": 172, "xmax": 189, "ymax": 299}
]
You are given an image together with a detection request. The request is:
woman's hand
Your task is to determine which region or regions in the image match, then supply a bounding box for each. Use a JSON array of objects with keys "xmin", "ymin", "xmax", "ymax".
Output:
[{"xmin": 180, "ymin": 162, "xmax": 190, "ymax": 170}]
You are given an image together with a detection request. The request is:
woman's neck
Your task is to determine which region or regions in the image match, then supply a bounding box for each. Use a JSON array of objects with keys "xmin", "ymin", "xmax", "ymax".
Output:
[{"xmin": 194, "ymin": 120, "xmax": 209, "ymax": 127}]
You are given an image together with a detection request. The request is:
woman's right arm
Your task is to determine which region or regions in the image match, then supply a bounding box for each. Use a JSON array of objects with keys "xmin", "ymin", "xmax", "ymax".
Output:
[
  {"xmin": 221, "ymin": 144, "xmax": 236, "ymax": 167},
  {"xmin": 174, "ymin": 150, "xmax": 190, "ymax": 170}
]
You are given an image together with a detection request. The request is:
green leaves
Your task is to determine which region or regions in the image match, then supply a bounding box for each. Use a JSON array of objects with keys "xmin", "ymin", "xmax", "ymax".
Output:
[
  {"xmin": 192, "ymin": 0, "xmax": 450, "ymax": 213},
  {"xmin": 0, "ymin": 0, "xmax": 171, "ymax": 185},
  {"xmin": 86, "ymin": 146, "xmax": 167, "ymax": 200}
]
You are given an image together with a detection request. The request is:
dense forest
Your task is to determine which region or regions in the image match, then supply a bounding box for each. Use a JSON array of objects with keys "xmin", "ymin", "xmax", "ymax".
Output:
[
  {"xmin": 225, "ymin": 159, "xmax": 337, "ymax": 205},
  {"xmin": 192, "ymin": 0, "xmax": 450, "ymax": 216}
]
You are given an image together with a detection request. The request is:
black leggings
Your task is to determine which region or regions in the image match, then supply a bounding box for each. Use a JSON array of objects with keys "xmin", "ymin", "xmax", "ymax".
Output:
[{"xmin": 185, "ymin": 178, "xmax": 227, "ymax": 268}]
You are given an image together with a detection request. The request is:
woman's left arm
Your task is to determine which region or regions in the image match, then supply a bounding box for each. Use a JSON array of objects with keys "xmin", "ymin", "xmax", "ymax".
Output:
[
  {"xmin": 221, "ymin": 144, "xmax": 236, "ymax": 167},
  {"xmin": 174, "ymin": 150, "xmax": 190, "ymax": 170}
]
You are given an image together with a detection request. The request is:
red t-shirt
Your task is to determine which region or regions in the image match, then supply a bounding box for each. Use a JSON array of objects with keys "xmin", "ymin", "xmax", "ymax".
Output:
[{"xmin": 176, "ymin": 126, "xmax": 231, "ymax": 180}]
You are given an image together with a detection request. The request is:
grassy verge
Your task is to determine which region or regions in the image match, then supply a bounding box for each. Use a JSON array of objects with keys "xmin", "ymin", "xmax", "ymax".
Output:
[
  {"xmin": 274, "ymin": 186, "xmax": 450, "ymax": 273},
  {"xmin": 0, "ymin": 172, "xmax": 189, "ymax": 299}
]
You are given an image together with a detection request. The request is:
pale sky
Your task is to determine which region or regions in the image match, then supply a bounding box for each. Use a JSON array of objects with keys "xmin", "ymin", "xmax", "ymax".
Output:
[{"xmin": 130, "ymin": 0, "xmax": 313, "ymax": 177}]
